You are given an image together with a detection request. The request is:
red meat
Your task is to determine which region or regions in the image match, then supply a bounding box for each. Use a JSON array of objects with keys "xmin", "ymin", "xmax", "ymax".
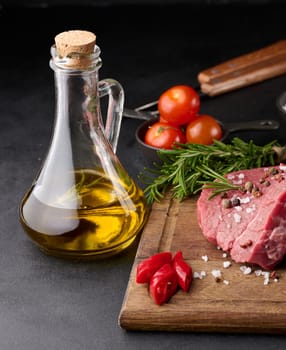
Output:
[{"xmin": 197, "ymin": 165, "xmax": 286, "ymax": 270}]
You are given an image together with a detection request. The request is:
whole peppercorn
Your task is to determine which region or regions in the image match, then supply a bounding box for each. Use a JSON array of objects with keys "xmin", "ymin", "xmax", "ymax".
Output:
[
  {"xmin": 270, "ymin": 168, "xmax": 279, "ymax": 175},
  {"xmin": 222, "ymin": 198, "xmax": 232, "ymax": 209},
  {"xmin": 244, "ymin": 181, "xmax": 253, "ymax": 192},
  {"xmin": 232, "ymin": 197, "xmax": 241, "ymax": 207}
]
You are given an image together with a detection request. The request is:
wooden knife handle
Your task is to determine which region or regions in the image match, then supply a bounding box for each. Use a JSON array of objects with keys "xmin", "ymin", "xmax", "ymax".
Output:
[{"xmin": 198, "ymin": 40, "xmax": 286, "ymax": 96}]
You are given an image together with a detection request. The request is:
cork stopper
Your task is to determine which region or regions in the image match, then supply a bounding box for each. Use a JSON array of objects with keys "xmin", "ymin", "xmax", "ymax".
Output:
[{"xmin": 55, "ymin": 30, "xmax": 96, "ymax": 57}]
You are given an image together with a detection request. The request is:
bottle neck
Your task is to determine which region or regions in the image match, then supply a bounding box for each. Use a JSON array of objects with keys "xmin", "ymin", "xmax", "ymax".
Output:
[
  {"xmin": 48, "ymin": 43, "xmax": 124, "ymax": 154},
  {"xmin": 50, "ymin": 44, "xmax": 102, "ymax": 72},
  {"xmin": 49, "ymin": 44, "xmax": 104, "ymax": 128}
]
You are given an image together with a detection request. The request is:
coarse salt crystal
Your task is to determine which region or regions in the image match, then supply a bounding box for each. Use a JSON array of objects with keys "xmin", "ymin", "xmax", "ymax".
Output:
[
  {"xmin": 263, "ymin": 272, "xmax": 270, "ymax": 285},
  {"xmin": 223, "ymin": 261, "xmax": 231, "ymax": 268},
  {"xmin": 202, "ymin": 255, "xmax": 209, "ymax": 262},
  {"xmin": 222, "ymin": 253, "xmax": 228, "ymax": 258},
  {"xmin": 280, "ymin": 164, "xmax": 286, "ymax": 171},
  {"xmin": 227, "ymin": 174, "xmax": 235, "ymax": 180},
  {"xmin": 233, "ymin": 213, "xmax": 241, "ymax": 223},
  {"xmin": 193, "ymin": 272, "xmax": 200, "ymax": 279},
  {"xmin": 239, "ymin": 196, "xmax": 250, "ymax": 204},
  {"xmin": 255, "ymin": 270, "xmax": 273, "ymax": 285},
  {"xmin": 211, "ymin": 269, "xmax": 222, "ymax": 280},
  {"xmin": 223, "ymin": 280, "xmax": 230, "ymax": 285},
  {"xmin": 233, "ymin": 179, "xmax": 243, "ymax": 185},
  {"xmin": 193, "ymin": 271, "xmax": 206, "ymax": 279},
  {"xmin": 240, "ymin": 265, "xmax": 252, "ymax": 275},
  {"xmin": 235, "ymin": 206, "xmax": 242, "ymax": 211},
  {"xmin": 238, "ymin": 173, "xmax": 245, "ymax": 179}
]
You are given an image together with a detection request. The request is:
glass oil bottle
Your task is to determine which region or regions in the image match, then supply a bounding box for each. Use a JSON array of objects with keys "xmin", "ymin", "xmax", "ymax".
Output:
[{"xmin": 19, "ymin": 30, "xmax": 149, "ymax": 259}]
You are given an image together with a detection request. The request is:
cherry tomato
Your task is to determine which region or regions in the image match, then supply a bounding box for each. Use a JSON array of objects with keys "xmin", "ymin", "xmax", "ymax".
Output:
[
  {"xmin": 185, "ymin": 114, "xmax": 223, "ymax": 145},
  {"xmin": 158, "ymin": 85, "xmax": 200, "ymax": 126},
  {"xmin": 136, "ymin": 252, "xmax": 173, "ymax": 284},
  {"xmin": 149, "ymin": 263, "xmax": 178, "ymax": 305},
  {"xmin": 144, "ymin": 122, "xmax": 186, "ymax": 149},
  {"xmin": 159, "ymin": 115, "xmax": 173, "ymax": 124},
  {"xmin": 172, "ymin": 251, "xmax": 192, "ymax": 292}
]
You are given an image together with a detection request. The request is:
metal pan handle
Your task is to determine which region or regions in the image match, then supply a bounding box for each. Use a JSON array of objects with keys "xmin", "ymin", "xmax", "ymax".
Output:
[{"xmin": 223, "ymin": 119, "xmax": 280, "ymax": 134}]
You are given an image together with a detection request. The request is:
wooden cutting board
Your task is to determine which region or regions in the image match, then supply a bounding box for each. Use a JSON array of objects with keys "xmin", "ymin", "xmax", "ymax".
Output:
[{"xmin": 118, "ymin": 192, "xmax": 286, "ymax": 334}]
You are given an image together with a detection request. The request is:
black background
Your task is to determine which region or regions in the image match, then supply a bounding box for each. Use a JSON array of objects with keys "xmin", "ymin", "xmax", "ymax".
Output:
[{"xmin": 1, "ymin": 1, "xmax": 286, "ymax": 349}]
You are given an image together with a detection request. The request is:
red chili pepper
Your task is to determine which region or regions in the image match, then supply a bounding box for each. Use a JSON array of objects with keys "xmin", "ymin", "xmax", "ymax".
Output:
[
  {"xmin": 149, "ymin": 263, "xmax": 178, "ymax": 305},
  {"xmin": 173, "ymin": 250, "xmax": 192, "ymax": 292},
  {"xmin": 136, "ymin": 251, "xmax": 172, "ymax": 284}
]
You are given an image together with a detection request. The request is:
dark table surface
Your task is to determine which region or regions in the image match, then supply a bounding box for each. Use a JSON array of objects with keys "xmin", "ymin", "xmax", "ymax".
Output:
[{"xmin": 2, "ymin": 2, "xmax": 286, "ymax": 349}]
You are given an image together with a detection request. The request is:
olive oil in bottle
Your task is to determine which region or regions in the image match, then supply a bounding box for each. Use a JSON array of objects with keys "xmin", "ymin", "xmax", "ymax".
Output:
[
  {"xmin": 19, "ymin": 30, "xmax": 149, "ymax": 259},
  {"xmin": 20, "ymin": 169, "xmax": 148, "ymax": 258}
]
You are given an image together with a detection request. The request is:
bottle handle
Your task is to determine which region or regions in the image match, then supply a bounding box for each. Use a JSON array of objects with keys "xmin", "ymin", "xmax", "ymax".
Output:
[{"xmin": 98, "ymin": 79, "xmax": 124, "ymax": 153}]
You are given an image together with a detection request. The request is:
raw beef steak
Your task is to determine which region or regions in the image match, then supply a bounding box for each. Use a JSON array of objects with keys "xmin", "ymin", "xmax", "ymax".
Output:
[{"xmin": 197, "ymin": 164, "xmax": 286, "ymax": 270}]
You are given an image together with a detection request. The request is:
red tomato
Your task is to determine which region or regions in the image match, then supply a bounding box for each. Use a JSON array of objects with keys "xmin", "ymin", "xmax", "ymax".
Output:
[
  {"xmin": 149, "ymin": 263, "xmax": 178, "ymax": 305},
  {"xmin": 185, "ymin": 114, "xmax": 223, "ymax": 145},
  {"xmin": 158, "ymin": 85, "xmax": 200, "ymax": 126},
  {"xmin": 144, "ymin": 122, "xmax": 186, "ymax": 149},
  {"xmin": 172, "ymin": 251, "xmax": 192, "ymax": 292},
  {"xmin": 136, "ymin": 252, "xmax": 173, "ymax": 284},
  {"xmin": 159, "ymin": 115, "xmax": 172, "ymax": 124}
]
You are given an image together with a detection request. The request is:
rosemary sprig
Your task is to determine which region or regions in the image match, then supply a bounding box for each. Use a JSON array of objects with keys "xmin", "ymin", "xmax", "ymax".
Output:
[
  {"xmin": 195, "ymin": 165, "xmax": 241, "ymax": 200},
  {"xmin": 139, "ymin": 137, "xmax": 284, "ymax": 204}
]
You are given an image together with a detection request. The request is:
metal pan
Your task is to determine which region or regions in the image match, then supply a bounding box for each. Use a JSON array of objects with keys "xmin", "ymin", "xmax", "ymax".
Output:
[{"xmin": 135, "ymin": 118, "xmax": 280, "ymax": 164}]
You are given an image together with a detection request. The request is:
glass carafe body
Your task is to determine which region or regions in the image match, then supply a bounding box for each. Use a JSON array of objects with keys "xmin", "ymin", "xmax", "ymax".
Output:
[{"xmin": 19, "ymin": 45, "xmax": 148, "ymax": 259}]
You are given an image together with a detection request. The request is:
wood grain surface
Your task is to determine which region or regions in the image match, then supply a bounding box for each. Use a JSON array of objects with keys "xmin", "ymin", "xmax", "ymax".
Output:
[
  {"xmin": 197, "ymin": 40, "xmax": 286, "ymax": 96},
  {"xmin": 118, "ymin": 193, "xmax": 286, "ymax": 333}
]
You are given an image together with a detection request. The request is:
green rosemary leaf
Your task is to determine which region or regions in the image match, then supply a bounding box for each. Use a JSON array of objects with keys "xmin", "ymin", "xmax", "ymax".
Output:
[{"xmin": 141, "ymin": 137, "xmax": 282, "ymax": 204}]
